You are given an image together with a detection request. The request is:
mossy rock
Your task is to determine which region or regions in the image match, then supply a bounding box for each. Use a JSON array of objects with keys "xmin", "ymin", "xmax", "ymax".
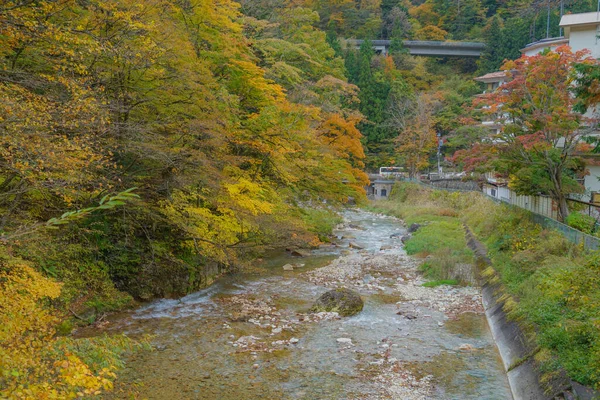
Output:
[{"xmin": 310, "ymin": 288, "xmax": 364, "ymax": 317}]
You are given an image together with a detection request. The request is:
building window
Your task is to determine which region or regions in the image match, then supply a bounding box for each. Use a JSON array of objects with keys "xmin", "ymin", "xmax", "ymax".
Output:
[
  {"xmin": 491, "ymin": 188, "xmax": 497, "ymax": 197},
  {"xmin": 381, "ymin": 189, "xmax": 387, "ymax": 197}
]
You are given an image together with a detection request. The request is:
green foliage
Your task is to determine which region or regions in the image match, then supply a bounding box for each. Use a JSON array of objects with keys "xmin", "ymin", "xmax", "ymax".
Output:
[
  {"xmin": 573, "ymin": 62, "xmax": 600, "ymax": 114},
  {"xmin": 300, "ymin": 208, "xmax": 343, "ymax": 243},
  {"xmin": 0, "ymin": 249, "xmax": 146, "ymax": 399},
  {"xmin": 422, "ymin": 279, "xmax": 459, "ymax": 287},
  {"xmin": 565, "ymin": 213, "xmax": 597, "ymax": 235}
]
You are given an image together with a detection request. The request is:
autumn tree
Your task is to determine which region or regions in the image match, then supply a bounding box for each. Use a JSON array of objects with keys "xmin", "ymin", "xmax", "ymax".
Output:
[
  {"xmin": 395, "ymin": 94, "xmax": 438, "ymax": 178},
  {"xmin": 469, "ymin": 47, "xmax": 596, "ymax": 221}
]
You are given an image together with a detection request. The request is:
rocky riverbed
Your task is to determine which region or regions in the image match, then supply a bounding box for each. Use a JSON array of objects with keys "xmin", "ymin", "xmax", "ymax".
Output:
[{"xmin": 85, "ymin": 209, "xmax": 511, "ymax": 399}]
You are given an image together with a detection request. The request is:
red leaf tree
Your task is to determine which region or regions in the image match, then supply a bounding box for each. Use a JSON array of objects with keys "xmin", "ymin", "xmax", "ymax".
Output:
[{"xmin": 461, "ymin": 46, "xmax": 596, "ymax": 221}]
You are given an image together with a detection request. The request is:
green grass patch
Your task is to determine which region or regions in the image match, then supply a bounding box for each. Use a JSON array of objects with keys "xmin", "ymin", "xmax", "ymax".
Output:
[
  {"xmin": 404, "ymin": 220, "xmax": 469, "ymax": 256},
  {"xmin": 422, "ymin": 279, "xmax": 459, "ymax": 287}
]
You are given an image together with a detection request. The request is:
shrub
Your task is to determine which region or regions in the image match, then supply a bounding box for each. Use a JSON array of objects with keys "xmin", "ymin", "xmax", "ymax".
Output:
[
  {"xmin": 0, "ymin": 250, "xmax": 145, "ymax": 399},
  {"xmin": 565, "ymin": 212, "xmax": 596, "ymax": 235}
]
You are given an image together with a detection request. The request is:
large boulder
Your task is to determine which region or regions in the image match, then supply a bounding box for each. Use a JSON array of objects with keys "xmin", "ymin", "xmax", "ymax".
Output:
[
  {"xmin": 407, "ymin": 223, "xmax": 421, "ymax": 233},
  {"xmin": 310, "ymin": 288, "xmax": 364, "ymax": 317},
  {"xmin": 282, "ymin": 264, "xmax": 295, "ymax": 271}
]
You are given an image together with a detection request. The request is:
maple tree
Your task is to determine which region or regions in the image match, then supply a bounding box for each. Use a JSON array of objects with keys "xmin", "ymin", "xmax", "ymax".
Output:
[{"xmin": 465, "ymin": 46, "xmax": 596, "ymax": 221}]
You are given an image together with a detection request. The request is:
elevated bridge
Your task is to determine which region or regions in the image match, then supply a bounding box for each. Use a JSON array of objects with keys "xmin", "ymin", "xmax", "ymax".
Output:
[{"xmin": 348, "ymin": 40, "xmax": 486, "ymax": 58}]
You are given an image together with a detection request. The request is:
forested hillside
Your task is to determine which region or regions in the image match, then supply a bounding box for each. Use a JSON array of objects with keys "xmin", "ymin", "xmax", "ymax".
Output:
[{"xmin": 3, "ymin": 0, "xmax": 600, "ymax": 397}]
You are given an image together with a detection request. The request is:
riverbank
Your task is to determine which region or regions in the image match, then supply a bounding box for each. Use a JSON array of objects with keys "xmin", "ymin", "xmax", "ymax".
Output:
[
  {"xmin": 370, "ymin": 182, "xmax": 600, "ymax": 397},
  {"xmin": 76, "ymin": 209, "xmax": 510, "ymax": 399}
]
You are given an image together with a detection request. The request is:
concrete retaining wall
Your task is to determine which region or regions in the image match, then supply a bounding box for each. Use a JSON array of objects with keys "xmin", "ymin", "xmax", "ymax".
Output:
[
  {"xmin": 464, "ymin": 227, "xmax": 585, "ymax": 400},
  {"xmin": 481, "ymin": 281, "xmax": 549, "ymax": 400}
]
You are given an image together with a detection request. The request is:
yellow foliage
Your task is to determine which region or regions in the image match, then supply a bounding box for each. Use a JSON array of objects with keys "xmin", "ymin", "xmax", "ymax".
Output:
[
  {"xmin": 0, "ymin": 253, "xmax": 117, "ymax": 399},
  {"xmin": 224, "ymin": 177, "xmax": 275, "ymax": 216},
  {"xmin": 414, "ymin": 25, "xmax": 449, "ymax": 41}
]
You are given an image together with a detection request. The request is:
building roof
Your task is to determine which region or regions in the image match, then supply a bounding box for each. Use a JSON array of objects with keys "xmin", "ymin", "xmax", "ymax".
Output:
[
  {"xmin": 560, "ymin": 12, "xmax": 600, "ymax": 28},
  {"xmin": 520, "ymin": 37, "xmax": 568, "ymax": 54},
  {"xmin": 474, "ymin": 71, "xmax": 509, "ymax": 83}
]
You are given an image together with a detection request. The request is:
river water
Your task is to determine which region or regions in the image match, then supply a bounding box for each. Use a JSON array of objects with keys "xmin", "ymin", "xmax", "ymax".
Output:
[{"xmin": 93, "ymin": 209, "xmax": 511, "ymax": 399}]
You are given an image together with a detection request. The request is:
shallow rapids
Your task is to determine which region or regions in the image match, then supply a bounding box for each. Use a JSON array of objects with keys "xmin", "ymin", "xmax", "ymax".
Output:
[{"xmin": 91, "ymin": 209, "xmax": 511, "ymax": 399}]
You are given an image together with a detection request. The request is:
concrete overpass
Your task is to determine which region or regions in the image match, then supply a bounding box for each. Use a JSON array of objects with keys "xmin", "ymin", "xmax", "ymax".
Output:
[{"xmin": 348, "ymin": 39, "xmax": 486, "ymax": 58}]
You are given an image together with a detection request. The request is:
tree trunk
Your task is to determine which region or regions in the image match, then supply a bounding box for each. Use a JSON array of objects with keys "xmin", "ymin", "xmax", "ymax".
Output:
[
  {"xmin": 550, "ymin": 168, "xmax": 569, "ymax": 222},
  {"xmin": 555, "ymin": 192, "xmax": 570, "ymax": 222}
]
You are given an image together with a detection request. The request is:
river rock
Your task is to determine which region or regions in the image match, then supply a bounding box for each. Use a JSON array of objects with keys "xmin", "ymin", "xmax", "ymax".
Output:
[
  {"xmin": 336, "ymin": 337, "xmax": 353, "ymax": 344},
  {"xmin": 400, "ymin": 234, "xmax": 411, "ymax": 243},
  {"xmin": 349, "ymin": 242, "xmax": 364, "ymax": 250},
  {"xmin": 236, "ymin": 335, "xmax": 260, "ymax": 344},
  {"xmin": 396, "ymin": 310, "xmax": 418, "ymax": 320},
  {"xmin": 348, "ymin": 224, "xmax": 365, "ymax": 230},
  {"xmin": 408, "ymin": 223, "xmax": 421, "ymax": 233},
  {"xmin": 311, "ymin": 288, "xmax": 364, "ymax": 317},
  {"xmin": 380, "ymin": 245, "xmax": 393, "ymax": 251},
  {"xmin": 390, "ymin": 232, "xmax": 402, "ymax": 239},
  {"xmin": 282, "ymin": 264, "xmax": 294, "ymax": 271}
]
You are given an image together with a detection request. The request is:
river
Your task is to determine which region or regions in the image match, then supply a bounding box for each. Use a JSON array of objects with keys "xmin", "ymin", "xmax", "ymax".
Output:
[{"xmin": 89, "ymin": 209, "xmax": 512, "ymax": 399}]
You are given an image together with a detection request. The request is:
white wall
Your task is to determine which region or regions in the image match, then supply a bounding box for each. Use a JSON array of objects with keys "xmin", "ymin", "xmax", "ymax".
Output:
[
  {"xmin": 585, "ymin": 165, "xmax": 600, "ymax": 194},
  {"xmin": 498, "ymin": 186, "xmax": 511, "ymax": 201},
  {"xmin": 569, "ymin": 26, "xmax": 600, "ymax": 58}
]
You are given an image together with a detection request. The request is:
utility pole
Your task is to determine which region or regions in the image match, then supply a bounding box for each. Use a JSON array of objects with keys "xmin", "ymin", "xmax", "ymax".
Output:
[
  {"xmin": 437, "ymin": 133, "xmax": 442, "ymax": 175},
  {"xmin": 560, "ymin": 0, "xmax": 564, "ymax": 37},
  {"xmin": 546, "ymin": 0, "xmax": 551, "ymax": 39}
]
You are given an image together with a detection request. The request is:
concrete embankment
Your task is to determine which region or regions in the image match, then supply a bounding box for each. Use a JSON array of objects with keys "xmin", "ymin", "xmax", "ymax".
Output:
[{"xmin": 464, "ymin": 226, "xmax": 600, "ymax": 400}]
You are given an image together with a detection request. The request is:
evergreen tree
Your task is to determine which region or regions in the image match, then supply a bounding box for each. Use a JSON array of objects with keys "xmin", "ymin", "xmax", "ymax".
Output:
[
  {"xmin": 354, "ymin": 40, "xmax": 393, "ymax": 167},
  {"xmin": 326, "ymin": 24, "xmax": 343, "ymax": 58},
  {"xmin": 500, "ymin": 17, "xmax": 531, "ymax": 61},
  {"xmin": 477, "ymin": 16, "xmax": 504, "ymax": 73},
  {"xmin": 344, "ymin": 49, "xmax": 360, "ymax": 84}
]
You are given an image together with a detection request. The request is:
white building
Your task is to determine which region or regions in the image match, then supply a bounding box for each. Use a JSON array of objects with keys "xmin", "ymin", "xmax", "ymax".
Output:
[
  {"xmin": 473, "ymin": 71, "xmax": 513, "ymax": 135},
  {"xmin": 558, "ymin": 12, "xmax": 600, "ymax": 198},
  {"xmin": 510, "ymin": 13, "xmax": 600, "ymax": 201},
  {"xmin": 560, "ymin": 12, "xmax": 600, "ymax": 58}
]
